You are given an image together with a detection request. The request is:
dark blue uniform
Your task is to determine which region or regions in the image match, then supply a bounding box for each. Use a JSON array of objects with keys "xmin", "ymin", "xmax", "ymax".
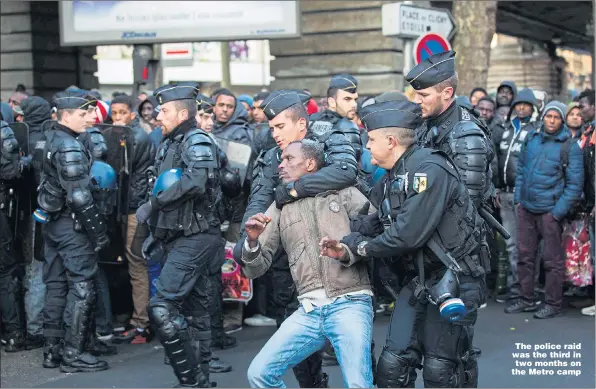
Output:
[
  {"xmin": 36, "ymin": 91, "xmax": 110, "ymax": 372},
  {"xmin": 144, "ymin": 83, "xmax": 223, "ymax": 388},
  {"xmin": 0, "ymin": 121, "xmax": 26, "ymax": 352}
]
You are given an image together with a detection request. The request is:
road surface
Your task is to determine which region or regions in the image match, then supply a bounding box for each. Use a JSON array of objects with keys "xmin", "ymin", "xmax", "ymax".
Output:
[{"xmin": 1, "ymin": 301, "xmax": 594, "ymax": 388}]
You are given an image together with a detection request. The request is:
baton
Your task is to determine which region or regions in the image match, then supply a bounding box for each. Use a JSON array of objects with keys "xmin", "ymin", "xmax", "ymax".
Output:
[{"xmin": 479, "ymin": 206, "xmax": 510, "ymax": 240}]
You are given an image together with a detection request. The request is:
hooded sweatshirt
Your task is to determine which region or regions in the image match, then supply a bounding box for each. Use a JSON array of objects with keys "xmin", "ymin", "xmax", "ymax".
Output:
[
  {"xmin": 211, "ymin": 99, "xmax": 254, "ymax": 147},
  {"xmin": 492, "ymin": 88, "xmax": 541, "ymax": 189}
]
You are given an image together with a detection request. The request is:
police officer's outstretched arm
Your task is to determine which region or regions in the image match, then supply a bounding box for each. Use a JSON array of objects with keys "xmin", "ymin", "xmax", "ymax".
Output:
[
  {"xmin": 0, "ymin": 122, "xmax": 20, "ymax": 180},
  {"xmin": 292, "ymin": 131, "xmax": 358, "ymax": 198},
  {"xmin": 365, "ymin": 162, "xmax": 454, "ymax": 258},
  {"xmin": 55, "ymin": 138, "xmax": 109, "ymax": 252},
  {"xmin": 151, "ymin": 131, "xmax": 216, "ymax": 209}
]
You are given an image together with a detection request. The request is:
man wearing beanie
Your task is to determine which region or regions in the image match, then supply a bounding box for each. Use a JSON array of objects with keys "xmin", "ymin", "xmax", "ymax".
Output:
[
  {"xmin": 506, "ymin": 100, "xmax": 583, "ymax": 319},
  {"xmin": 492, "ymin": 88, "xmax": 542, "ymax": 303}
]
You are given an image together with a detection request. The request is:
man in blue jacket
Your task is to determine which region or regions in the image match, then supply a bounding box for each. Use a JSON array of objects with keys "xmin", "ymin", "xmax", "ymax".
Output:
[{"xmin": 506, "ymin": 101, "xmax": 584, "ymax": 319}]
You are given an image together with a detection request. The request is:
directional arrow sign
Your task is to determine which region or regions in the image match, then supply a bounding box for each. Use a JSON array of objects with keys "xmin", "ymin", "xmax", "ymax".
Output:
[{"xmin": 382, "ymin": 2, "xmax": 456, "ymax": 40}]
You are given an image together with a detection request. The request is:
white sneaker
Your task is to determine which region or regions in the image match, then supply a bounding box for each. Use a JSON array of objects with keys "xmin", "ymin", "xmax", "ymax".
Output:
[
  {"xmin": 581, "ymin": 305, "xmax": 596, "ymax": 316},
  {"xmin": 96, "ymin": 332, "xmax": 113, "ymax": 341},
  {"xmin": 244, "ymin": 314, "xmax": 277, "ymax": 327},
  {"xmin": 479, "ymin": 303, "xmax": 488, "ymax": 309}
]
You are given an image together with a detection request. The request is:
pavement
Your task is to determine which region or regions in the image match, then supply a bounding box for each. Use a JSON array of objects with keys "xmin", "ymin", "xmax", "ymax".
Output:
[{"xmin": 1, "ymin": 301, "xmax": 594, "ymax": 388}]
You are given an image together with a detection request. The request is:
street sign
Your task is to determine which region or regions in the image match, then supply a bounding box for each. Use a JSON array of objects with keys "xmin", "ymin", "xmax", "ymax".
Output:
[
  {"xmin": 382, "ymin": 2, "xmax": 456, "ymax": 40},
  {"xmin": 413, "ymin": 33, "xmax": 452, "ymax": 65}
]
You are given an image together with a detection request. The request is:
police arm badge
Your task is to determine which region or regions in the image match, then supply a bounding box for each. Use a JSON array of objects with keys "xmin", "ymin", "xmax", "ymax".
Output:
[{"xmin": 412, "ymin": 173, "xmax": 428, "ymax": 193}]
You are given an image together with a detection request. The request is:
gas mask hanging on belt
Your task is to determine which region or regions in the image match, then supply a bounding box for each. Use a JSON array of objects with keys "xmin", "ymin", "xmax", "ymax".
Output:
[{"xmin": 427, "ymin": 269, "xmax": 467, "ymax": 322}]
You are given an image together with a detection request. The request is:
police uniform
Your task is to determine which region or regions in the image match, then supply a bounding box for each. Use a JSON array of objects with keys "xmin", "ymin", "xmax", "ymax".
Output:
[
  {"xmin": 35, "ymin": 91, "xmax": 110, "ymax": 372},
  {"xmin": 143, "ymin": 83, "xmax": 223, "ymax": 388},
  {"xmin": 310, "ymin": 74, "xmax": 363, "ymax": 161},
  {"xmin": 0, "ymin": 121, "xmax": 27, "ymax": 351},
  {"xmin": 406, "ymin": 50, "xmax": 495, "ymax": 276},
  {"xmin": 344, "ymin": 101, "xmax": 486, "ymax": 388}
]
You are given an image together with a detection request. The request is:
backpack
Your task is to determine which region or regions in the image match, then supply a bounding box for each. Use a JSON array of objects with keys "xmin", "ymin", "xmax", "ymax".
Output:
[{"xmin": 560, "ymin": 137, "xmax": 576, "ymax": 174}]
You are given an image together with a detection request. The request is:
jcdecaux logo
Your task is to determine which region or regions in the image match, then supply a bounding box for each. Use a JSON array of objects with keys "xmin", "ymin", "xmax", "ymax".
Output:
[{"xmin": 121, "ymin": 31, "xmax": 157, "ymax": 39}]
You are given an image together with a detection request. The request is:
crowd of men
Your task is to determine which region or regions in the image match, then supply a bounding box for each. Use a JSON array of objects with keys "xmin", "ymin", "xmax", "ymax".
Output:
[{"xmin": 0, "ymin": 49, "xmax": 594, "ymax": 388}]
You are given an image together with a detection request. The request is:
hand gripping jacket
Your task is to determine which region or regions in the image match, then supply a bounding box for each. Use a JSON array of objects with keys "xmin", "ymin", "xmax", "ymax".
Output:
[
  {"xmin": 149, "ymin": 128, "xmax": 221, "ymax": 236},
  {"xmin": 0, "ymin": 121, "xmax": 20, "ymax": 182},
  {"xmin": 37, "ymin": 128, "xmax": 107, "ymax": 242}
]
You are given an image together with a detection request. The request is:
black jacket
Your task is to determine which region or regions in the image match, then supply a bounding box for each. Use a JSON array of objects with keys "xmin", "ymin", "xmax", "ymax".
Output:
[
  {"xmin": 212, "ymin": 101, "xmax": 255, "ymax": 223},
  {"xmin": 491, "ymin": 116, "xmax": 540, "ymax": 189},
  {"xmin": 129, "ymin": 117, "xmax": 156, "ymax": 211}
]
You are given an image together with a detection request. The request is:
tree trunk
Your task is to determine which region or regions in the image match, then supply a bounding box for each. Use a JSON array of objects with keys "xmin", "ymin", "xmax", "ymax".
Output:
[{"xmin": 452, "ymin": 0, "xmax": 497, "ymax": 97}]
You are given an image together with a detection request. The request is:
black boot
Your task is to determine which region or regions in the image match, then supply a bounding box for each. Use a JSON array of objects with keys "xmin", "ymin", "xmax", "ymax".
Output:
[
  {"xmin": 60, "ymin": 281, "xmax": 109, "ymax": 373},
  {"xmin": 209, "ymin": 352, "xmax": 232, "ymax": 373},
  {"xmin": 88, "ymin": 335, "xmax": 118, "ymax": 356},
  {"xmin": 3, "ymin": 331, "xmax": 25, "ymax": 353},
  {"xmin": 86, "ymin": 310, "xmax": 118, "ymax": 356},
  {"xmin": 43, "ymin": 337, "xmax": 63, "ymax": 369},
  {"xmin": 24, "ymin": 334, "xmax": 45, "ymax": 351},
  {"xmin": 211, "ymin": 332, "xmax": 236, "ymax": 350}
]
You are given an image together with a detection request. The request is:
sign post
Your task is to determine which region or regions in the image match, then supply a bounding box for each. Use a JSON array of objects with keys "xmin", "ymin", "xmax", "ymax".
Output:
[{"xmin": 382, "ymin": 1, "xmax": 456, "ymax": 85}]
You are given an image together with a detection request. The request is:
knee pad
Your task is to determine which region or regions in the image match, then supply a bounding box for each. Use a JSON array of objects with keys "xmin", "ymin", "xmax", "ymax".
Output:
[
  {"xmin": 148, "ymin": 301, "xmax": 184, "ymax": 339},
  {"xmin": 376, "ymin": 348, "xmax": 417, "ymax": 388},
  {"xmin": 423, "ymin": 357, "xmax": 459, "ymax": 388},
  {"xmin": 72, "ymin": 281, "xmax": 96, "ymax": 305}
]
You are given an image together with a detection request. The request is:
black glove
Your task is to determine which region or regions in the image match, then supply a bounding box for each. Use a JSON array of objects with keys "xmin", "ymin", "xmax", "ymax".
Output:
[
  {"xmin": 349, "ymin": 202, "xmax": 384, "ymax": 237},
  {"xmin": 274, "ymin": 183, "xmax": 297, "ymax": 209},
  {"xmin": 340, "ymin": 232, "xmax": 369, "ymax": 255},
  {"xmin": 136, "ymin": 200, "xmax": 154, "ymax": 223},
  {"xmin": 93, "ymin": 232, "xmax": 110, "ymax": 253},
  {"xmin": 142, "ymin": 234, "xmax": 154, "ymax": 260}
]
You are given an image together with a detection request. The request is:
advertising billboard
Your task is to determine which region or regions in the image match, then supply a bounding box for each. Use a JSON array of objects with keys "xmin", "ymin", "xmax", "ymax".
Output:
[{"xmin": 59, "ymin": 1, "xmax": 300, "ymax": 46}]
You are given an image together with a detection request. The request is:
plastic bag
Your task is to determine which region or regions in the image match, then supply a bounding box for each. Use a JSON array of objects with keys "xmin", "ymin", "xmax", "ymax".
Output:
[
  {"xmin": 221, "ymin": 241, "xmax": 253, "ymax": 303},
  {"xmin": 563, "ymin": 217, "xmax": 593, "ymax": 287}
]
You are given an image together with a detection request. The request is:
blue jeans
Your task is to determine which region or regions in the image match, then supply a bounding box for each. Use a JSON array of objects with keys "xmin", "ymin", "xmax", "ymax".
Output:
[
  {"xmin": 24, "ymin": 260, "xmax": 46, "ymax": 336},
  {"xmin": 247, "ymin": 295, "xmax": 374, "ymax": 388}
]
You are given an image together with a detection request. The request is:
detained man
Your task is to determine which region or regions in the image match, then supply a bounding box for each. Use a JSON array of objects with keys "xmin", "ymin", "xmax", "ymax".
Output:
[{"xmin": 242, "ymin": 140, "xmax": 374, "ymax": 388}]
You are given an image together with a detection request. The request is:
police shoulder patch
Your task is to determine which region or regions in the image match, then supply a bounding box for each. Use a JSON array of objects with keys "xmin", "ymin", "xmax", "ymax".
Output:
[{"xmin": 412, "ymin": 172, "xmax": 428, "ymax": 193}]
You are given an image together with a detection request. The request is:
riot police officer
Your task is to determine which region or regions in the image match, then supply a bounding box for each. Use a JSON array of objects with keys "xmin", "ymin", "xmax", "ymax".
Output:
[
  {"xmin": 406, "ymin": 51, "xmax": 494, "ymax": 207},
  {"xmin": 309, "ymin": 74, "xmax": 363, "ymax": 160},
  {"xmin": 338, "ymin": 100, "xmax": 486, "ymax": 388},
  {"xmin": 35, "ymin": 90, "xmax": 111, "ymax": 372},
  {"xmin": 136, "ymin": 82, "xmax": 223, "ymax": 388},
  {"xmin": 0, "ymin": 120, "xmax": 27, "ymax": 352},
  {"xmin": 233, "ymin": 90, "xmax": 359, "ymax": 388},
  {"xmin": 406, "ymin": 51, "xmax": 501, "ymax": 256}
]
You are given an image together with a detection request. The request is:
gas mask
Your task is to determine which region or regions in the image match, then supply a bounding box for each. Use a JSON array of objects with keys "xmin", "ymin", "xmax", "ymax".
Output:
[{"xmin": 427, "ymin": 269, "xmax": 467, "ymax": 322}]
